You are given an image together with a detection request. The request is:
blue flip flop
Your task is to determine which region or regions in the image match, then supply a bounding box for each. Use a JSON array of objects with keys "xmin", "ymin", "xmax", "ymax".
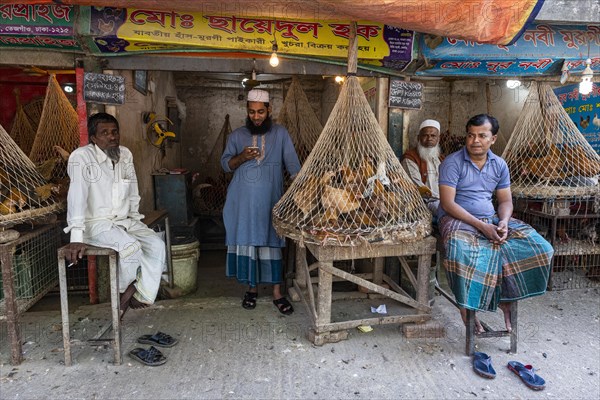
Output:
[
  {"xmin": 473, "ymin": 352, "xmax": 496, "ymax": 379},
  {"xmin": 508, "ymin": 361, "xmax": 546, "ymax": 390}
]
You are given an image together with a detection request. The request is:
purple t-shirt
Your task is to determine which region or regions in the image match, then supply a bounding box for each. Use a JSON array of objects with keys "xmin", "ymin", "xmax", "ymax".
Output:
[{"xmin": 438, "ymin": 147, "xmax": 510, "ymax": 219}]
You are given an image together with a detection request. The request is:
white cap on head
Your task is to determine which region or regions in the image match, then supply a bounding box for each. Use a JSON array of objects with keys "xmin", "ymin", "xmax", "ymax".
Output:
[
  {"xmin": 419, "ymin": 119, "xmax": 440, "ymax": 132},
  {"xmin": 247, "ymin": 89, "xmax": 269, "ymax": 103}
]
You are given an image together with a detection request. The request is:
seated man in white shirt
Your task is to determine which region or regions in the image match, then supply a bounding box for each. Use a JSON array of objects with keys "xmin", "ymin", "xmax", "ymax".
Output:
[
  {"xmin": 401, "ymin": 119, "xmax": 444, "ymax": 215},
  {"xmin": 63, "ymin": 113, "xmax": 166, "ymax": 316}
]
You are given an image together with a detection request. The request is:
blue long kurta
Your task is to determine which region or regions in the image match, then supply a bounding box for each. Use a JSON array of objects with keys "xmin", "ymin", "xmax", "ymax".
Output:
[{"xmin": 221, "ymin": 123, "xmax": 301, "ymax": 248}]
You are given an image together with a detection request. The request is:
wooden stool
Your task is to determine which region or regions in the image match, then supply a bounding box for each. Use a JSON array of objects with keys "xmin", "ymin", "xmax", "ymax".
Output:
[
  {"xmin": 434, "ymin": 235, "xmax": 518, "ymax": 355},
  {"xmin": 466, "ymin": 304, "xmax": 517, "ymax": 355},
  {"xmin": 57, "ymin": 245, "xmax": 121, "ymax": 366}
]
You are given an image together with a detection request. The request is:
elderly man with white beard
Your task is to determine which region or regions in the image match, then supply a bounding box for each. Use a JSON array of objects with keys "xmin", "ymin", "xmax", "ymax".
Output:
[{"xmin": 401, "ymin": 119, "xmax": 444, "ymax": 215}]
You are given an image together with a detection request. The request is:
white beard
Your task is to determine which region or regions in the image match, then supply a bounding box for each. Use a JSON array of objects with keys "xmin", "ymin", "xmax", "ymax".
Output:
[
  {"xmin": 417, "ymin": 143, "xmax": 441, "ymax": 163},
  {"xmin": 105, "ymin": 147, "xmax": 121, "ymax": 163}
]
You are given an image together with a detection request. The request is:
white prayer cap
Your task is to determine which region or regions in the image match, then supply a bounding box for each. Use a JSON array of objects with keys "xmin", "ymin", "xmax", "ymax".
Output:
[
  {"xmin": 247, "ymin": 89, "xmax": 269, "ymax": 103},
  {"xmin": 419, "ymin": 119, "xmax": 440, "ymax": 132}
]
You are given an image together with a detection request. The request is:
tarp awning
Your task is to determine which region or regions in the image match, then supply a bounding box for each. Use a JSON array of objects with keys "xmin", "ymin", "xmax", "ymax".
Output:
[{"xmin": 5, "ymin": 0, "xmax": 546, "ymax": 45}]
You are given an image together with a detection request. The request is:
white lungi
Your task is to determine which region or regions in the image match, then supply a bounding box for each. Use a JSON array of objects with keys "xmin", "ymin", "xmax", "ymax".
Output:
[{"xmin": 86, "ymin": 220, "xmax": 166, "ymax": 304}]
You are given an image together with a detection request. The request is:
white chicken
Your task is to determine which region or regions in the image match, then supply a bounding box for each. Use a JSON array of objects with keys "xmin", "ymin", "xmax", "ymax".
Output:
[{"xmin": 593, "ymin": 113, "xmax": 600, "ymax": 129}]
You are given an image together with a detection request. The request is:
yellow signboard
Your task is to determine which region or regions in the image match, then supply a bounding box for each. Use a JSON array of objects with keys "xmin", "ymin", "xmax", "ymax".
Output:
[{"xmin": 89, "ymin": 7, "xmax": 414, "ymax": 64}]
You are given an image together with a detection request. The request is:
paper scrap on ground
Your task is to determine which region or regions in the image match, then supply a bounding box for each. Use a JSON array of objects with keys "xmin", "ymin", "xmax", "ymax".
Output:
[
  {"xmin": 357, "ymin": 325, "xmax": 373, "ymax": 333},
  {"xmin": 371, "ymin": 304, "xmax": 387, "ymax": 314}
]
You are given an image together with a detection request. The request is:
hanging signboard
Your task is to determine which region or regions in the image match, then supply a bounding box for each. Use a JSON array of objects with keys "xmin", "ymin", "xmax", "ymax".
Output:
[
  {"xmin": 388, "ymin": 80, "xmax": 422, "ymax": 110},
  {"xmin": 82, "ymin": 7, "xmax": 414, "ymax": 71},
  {"xmin": 417, "ymin": 24, "xmax": 600, "ymax": 77},
  {"xmin": 553, "ymin": 83, "xmax": 600, "ymax": 155},
  {"xmin": 83, "ymin": 72, "xmax": 125, "ymax": 105},
  {"xmin": 0, "ymin": 4, "xmax": 80, "ymax": 50},
  {"xmin": 417, "ymin": 58, "xmax": 567, "ymax": 77},
  {"xmin": 421, "ymin": 24, "xmax": 600, "ymax": 63}
]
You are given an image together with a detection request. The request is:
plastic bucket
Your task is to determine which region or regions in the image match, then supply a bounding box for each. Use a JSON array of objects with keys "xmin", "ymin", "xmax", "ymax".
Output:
[{"xmin": 171, "ymin": 239, "xmax": 200, "ymax": 295}]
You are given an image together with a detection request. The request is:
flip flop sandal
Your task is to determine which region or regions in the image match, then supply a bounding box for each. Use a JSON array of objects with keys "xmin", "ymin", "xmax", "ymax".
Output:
[
  {"xmin": 137, "ymin": 331, "xmax": 179, "ymax": 348},
  {"xmin": 129, "ymin": 346, "xmax": 167, "ymax": 366},
  {"xmin": 472, "ymin": 352, "xmax": 496, "ymax": 379},
  {"xmin": 507, "ymin": 361, "xmax": 546, "ymax": 390},
  {"xmin": 242, "ymin": 291, "xmax": 258, "ymax": 310},
  {"xmin": 273, "ymin": 297, "xmax": 294, "ymax": 315}
]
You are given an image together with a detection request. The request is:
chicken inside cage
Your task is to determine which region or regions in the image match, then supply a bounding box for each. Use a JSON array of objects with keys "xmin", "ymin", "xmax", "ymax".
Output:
[{"xmin": 514, "ymin": 197, "xmax": 600, "ymax": 290}]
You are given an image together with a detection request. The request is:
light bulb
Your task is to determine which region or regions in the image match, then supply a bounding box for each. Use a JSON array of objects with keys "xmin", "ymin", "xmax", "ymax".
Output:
[
  {"xmin": 506, "ymin": 79, "xmax": 521, "ymax": 89},
  {"xmin": 334, "ymin": 76, "xmax": 344, "ymax": 84},
  {"xmin": 579, "ymin": 58, "xmax": 594, "ymax": 95},
  {"xmin": 579, "ymin": 79, "xmax": 593, "ymax": 95},
  {"xmin": 63, "ymin": 85, "xmax": 74, "ymax": 93},
  {"xmin": 269, "ymin": 52, "xmax": 279, "ymax": 67}
]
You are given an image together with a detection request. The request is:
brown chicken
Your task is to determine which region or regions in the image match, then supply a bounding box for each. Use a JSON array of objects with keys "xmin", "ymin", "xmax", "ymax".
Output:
[
  {"xmin": 564, "ymin": 144, "xmax": 600, "ymax": 176},
  {"xmin": 0, "ymin": 199, "xmax": 16, "ymax": 215},
  {"xmin": 293, "ymin": 175, "xmax": 321, "ymax": 217},
  {"xmin": 523, "ymin": 144, "xmax": 566, "ymax": 180},
  {"xmin": 36, "ymin": 157, "xmax": 59, "ymax": 181},
  {"xmin": 321, "ymin": 185, "xmax": 360, "ymax": 215},
  {"xmin": 8, "ymin": 188, "xmax": 27, "ymax": 209}
]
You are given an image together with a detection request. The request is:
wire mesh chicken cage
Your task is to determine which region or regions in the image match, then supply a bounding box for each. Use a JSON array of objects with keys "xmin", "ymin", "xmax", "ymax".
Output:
[
  {"xmin": 0, "ymin": 224, "xmax": 61, "ymax": 315},
  {"xmin": 0, "ymin": 122, "xmax": 64, "ymax": 229},
  {"xmin": 514, "ymin": 197, "xmax": 600, "ymax": 290},
  {"xmin": 504, "ymin": 82, "xmax": 600, "ymax": 289},
  {"xmin": 273, "ymin": 36, "xmax": 432, "ymax": 246}
]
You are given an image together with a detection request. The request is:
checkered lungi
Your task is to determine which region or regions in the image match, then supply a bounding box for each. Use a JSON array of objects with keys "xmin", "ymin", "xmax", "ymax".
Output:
[
  {"xmin": 440, "ymin": 215, "xmax": 553, "ymax": 312},
  {"xmin": 226, "ymin": 245, "xmax": 283, "ymax": 288}
]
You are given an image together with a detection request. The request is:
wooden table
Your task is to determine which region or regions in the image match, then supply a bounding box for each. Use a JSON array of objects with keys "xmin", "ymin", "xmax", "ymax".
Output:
[{"xmin": 291, "ymin": 236, "xmax": 437, "ymax": 345}]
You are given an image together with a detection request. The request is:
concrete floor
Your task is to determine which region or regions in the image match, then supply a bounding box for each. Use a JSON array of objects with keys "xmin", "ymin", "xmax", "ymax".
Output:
[{"xmin": 1, "ymin": 250, "xmax": 599, "ymax": 399}]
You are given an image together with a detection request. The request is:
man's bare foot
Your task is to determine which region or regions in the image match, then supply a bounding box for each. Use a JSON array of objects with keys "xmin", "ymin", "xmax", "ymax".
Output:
[
  {"xmin": 120, "ymin": 283, "xmax": 137, "ymax": 319},
  {"xmin": 460, "ymin": 308, "xmax": 485, "ymax": 334},
  {"xmin": 498, "ymin": 302, "xmax": 513, "ymax": 332},
  {"xmin": 129, "ymin": 296, "xmax": 150, "ymax": 310}
]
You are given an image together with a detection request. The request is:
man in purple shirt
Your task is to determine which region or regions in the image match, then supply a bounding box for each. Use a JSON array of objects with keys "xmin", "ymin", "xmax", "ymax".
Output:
[{"xmin": 438, "ymin": 114, "xmax": 553, "ymax": 334}]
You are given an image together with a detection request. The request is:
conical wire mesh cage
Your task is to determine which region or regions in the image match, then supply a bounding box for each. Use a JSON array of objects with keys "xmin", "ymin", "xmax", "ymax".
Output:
[
  {"xmin": 272, "ymin": 74, "xmax": 432, "ymax": 246},
  {"xmin": 9, "ymin": 90, "xmax": 37, "ymax": 155},
  {"xmin": 278, "ymin": 76, "xmax": 323, "ymax": 164},
  {"xmin": 502, "ymin": 82, "xmax": 600, "ymax": 199},
  {"xmin": 23, "ymin": 96, "xmax": 45, "ymax": 132},
  {"xmin": 28, "ymin": 75, "xmax": 79, "ymax": 181},
  {"xmin": 440, "ymin": 82, "xmax": 507, "ymax": 157},
  {"xmin": 0, "ymin": 123, "xmax": 64, "ymax": 228},
  {"xmin": 192, "ymin": 114, "xmax": 232, "ymax": 215}
]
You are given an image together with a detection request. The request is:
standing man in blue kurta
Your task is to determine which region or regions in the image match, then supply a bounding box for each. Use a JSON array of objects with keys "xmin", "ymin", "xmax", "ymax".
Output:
[{"xmin": 221, "ymin": 89, "xmax": 301, "ymax": 315}]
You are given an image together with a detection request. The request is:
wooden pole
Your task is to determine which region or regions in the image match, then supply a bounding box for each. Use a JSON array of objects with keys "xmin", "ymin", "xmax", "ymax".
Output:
[{"xmin": 347, "ymin": 22, "xmax": 358, "ymax": 75}]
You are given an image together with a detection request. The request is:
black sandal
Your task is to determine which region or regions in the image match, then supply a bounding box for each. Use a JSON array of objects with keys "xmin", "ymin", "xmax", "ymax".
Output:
[
  {"xmin": 273, "ymin": 297, "xmax": 294, "ymax": 315},
  {"xmin": 242, "ymin": 291, "xmax": 257, "ymax": 309},
  {"xmin": 129, "ymin": 346, "xmax": 167, "ymax": 366}
]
